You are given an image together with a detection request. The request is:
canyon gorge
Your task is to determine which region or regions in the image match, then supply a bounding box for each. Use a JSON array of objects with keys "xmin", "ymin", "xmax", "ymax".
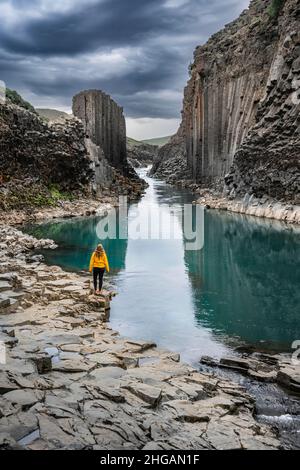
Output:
[{"xmin": 0, "ymin": 0, "xmax": 299, "ymax": 453}]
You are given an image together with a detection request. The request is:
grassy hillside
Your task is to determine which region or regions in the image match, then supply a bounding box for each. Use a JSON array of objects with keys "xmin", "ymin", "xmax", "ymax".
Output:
[
  {"xmin": 127, "ymin": 137, "xmax": 144, "ymax": 148},
  {"xmin": 142, "ymin": 135, "xmax": 172, "ymax": 147},
  {"xmin": 37, "ymin": 108, "xmax": 71, "ymax": 122}
]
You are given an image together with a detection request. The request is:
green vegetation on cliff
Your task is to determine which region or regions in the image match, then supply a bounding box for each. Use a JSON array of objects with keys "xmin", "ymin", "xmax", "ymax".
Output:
[
  {"xmin": 5, "ymin": 88, "xmax": 36, "ymax": 114},
  {"xmin": 268, "ymin": 0, "xmax": 285, "ymax": 18},
  {"xmin": 0, "ymin": 182, "xmax": 74, "ymax": 211}
]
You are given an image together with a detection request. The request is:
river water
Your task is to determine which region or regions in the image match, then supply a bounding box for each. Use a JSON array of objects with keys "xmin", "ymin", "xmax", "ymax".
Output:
[{"xmin": 26, "ymin": 168, "xmax": 300, "ymax": 366}]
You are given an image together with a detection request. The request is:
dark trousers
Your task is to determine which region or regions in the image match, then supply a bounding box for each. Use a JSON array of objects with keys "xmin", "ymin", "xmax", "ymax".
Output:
[{"xmin": 93, "ymin": 267, "xmax": 105, "ymax": 291}]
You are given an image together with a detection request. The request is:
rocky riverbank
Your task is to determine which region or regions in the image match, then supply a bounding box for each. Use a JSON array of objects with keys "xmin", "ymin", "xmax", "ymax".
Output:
[
  {"xmin": 152, "ymin": 175, "xmax": 300, "ymax": 225},
  {"xmin": 0, "ymin": 197, "xmax": 117, "ymax": 227},
  {"xmin": 0, "ymin": 223, "xmax": 285, "ymax": 450},
  {"xmin": 195, "ymin": 192, "xmax": 300, "ymax": 225}
]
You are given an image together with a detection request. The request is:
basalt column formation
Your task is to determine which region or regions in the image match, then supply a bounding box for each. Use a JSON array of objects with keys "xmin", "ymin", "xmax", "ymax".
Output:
[{"xmin": 73, "ymin": 90, "xmax": 127, "ymax": 171}]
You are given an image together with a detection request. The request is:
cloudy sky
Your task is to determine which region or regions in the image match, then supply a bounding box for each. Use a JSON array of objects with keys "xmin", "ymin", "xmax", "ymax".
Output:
[{"xmin": 0, "ymin": 0, "xmax": 249, "ymax": 139}]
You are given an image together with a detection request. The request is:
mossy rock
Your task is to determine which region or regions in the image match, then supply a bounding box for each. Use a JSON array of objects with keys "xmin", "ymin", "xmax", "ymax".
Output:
[{"xmin": 5, "ymin": 88, "xmax": 37, "ymax": 114}]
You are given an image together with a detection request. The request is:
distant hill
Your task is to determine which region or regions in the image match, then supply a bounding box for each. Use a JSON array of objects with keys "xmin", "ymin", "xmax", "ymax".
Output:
[
  {"xmin": 142, "ymin": 135, "xmax": 172, "ymax": 147},
  {"xmin": 126, "ymin": 137, "xmax": 144, "ymax": 148},
  {"xmin": 37, "ymin": 108, "xmax": 71, "ymax": 122},
  {"xmin": 127, "ymin": 135, "xmax": 173, "ymax": 148}
]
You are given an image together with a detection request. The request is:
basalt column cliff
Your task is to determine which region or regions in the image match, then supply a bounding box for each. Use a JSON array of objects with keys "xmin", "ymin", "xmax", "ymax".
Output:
[
  {"xmin": 73, "ymin": 90, "xmax": 127, "ymax": 171},
  {"xmin": 153, "ymin": 0, "xmax": 300, "ymax": 220}
]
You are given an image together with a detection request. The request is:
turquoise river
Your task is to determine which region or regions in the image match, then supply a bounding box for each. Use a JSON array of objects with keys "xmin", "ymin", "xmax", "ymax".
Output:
[{"xmin": 25, "ymin": 168, "xmax": 300, "ymax": 365}]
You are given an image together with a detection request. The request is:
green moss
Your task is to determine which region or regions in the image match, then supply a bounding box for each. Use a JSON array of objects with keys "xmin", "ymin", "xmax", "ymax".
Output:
[
  {"xmin": 0, "ymin": 183, "xmax": 76, "ymax": 211},
  {"xmin": 5, "ymin": 88, "xmax": 37, "ymax": 114},
  {"xmin": 268, "ymin": 0, "xmax": 285, "ymax": 19},
  {"xmin": 49, "ymin": 185, "xmax": 74, "ymax": 202}
]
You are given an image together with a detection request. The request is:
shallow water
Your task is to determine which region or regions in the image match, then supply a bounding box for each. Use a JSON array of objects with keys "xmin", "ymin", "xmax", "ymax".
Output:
[{"xmin": 25, "ymin": 168, "xmax": 300, "ymax": 365}]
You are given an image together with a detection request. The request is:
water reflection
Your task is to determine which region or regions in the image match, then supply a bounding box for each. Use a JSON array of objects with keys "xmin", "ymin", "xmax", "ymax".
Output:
[
  {"xmin": 26, "ymin": 214, "xmax": 128, "ymax": 274},
  {"xmin": 185, "ymin": 210, "xmax": 300, "ymax": 349},
  {"xmin": 25, "ymin": 170, "xmax": 300, "ymax": 363}
]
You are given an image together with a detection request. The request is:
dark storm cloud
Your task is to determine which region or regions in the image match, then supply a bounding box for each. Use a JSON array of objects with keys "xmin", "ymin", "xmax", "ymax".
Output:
[
  {"xmin": 1, "ymin": 0, "xmax": 169, "ymax": 55},
  {"xmin": 0, "ymin": 0, "xmax": 249, "ymax": 119}
]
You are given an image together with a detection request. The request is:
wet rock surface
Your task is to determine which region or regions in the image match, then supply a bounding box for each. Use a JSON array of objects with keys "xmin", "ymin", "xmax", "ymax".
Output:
[
  {"xmin": 200, "ymin": 351, "xmax": 300, "ymax": 449},
  {"xmin": 0, "ymin": 224, "xmax": 283, "ymax": 450},
  {"xmin": 200, "ymin": 353, "xmax": 300, "ymax": 390}
]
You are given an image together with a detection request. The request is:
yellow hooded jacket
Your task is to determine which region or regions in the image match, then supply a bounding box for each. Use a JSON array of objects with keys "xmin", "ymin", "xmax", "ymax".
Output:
[{"xmin": 89, "ymin": 250, "xmax": 110, "ymax": 273}]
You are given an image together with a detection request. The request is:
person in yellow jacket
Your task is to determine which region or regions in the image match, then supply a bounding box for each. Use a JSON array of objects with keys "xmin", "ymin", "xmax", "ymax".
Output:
[{"xmin": 89, "ymin": 244, "xmax": 110, "ymax": 294}]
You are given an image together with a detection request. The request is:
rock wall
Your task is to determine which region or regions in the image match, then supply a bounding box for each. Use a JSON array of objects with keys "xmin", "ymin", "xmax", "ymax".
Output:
[
  {"xmin": 154, "ymin": 0, "xmax": 299, "ymax": 208},
  {"xmin": 72, "ymin": 90, "xmax": 127, "ymax": 171},
  {"xmin": 0, "ymin": 102, "xmax": 93, "ymax": 209},
  {"xmin": 184, "ymin": 0, "xmax": 280, "ymax": 184},
  {"xmin": 225, "ymin": 0, "xmax": 300, "ymax": 203}
]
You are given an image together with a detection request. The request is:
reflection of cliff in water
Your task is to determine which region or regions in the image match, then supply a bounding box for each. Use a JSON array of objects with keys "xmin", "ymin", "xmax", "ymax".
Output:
[
  {"xmin": 26, "ymin": 211, "xmax": 128, "ymax": 274},
  {"xmin": 184, "ymin": 210, "xmax": 300, "ymax": 349}
]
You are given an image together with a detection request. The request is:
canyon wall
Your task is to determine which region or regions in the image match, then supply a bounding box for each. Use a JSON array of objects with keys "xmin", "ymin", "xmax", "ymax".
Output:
[
  {"xmin": 153, "ymin": 0, "xmax": 299, "ymax": 207},
  {"xmin": 0, "ymin": 101, "xmax": 93, "ymax": 209},
  {"xmin": 72, "ymin": 90, "xmax": 127, "ymax": 171},
  {"xmin": 225, "ymin": 0, "xmax": 300, "ymax": 203},
  {"xmin": 183, "ymin": 0, "xmax": 278, "ymax": 184}
]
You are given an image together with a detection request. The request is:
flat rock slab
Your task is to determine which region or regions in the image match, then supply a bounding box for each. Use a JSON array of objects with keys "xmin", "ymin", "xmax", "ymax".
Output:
[
  {"xmin": 1, "ymin": 359, "xmax": 36, "ymax": 376},
  {"xmin": 123, "ymin": 382, "xmax": 162, "ymax": 406},
  {"xmin": 89, "ymin": 366, "xmax": 126, "ymax": 382},
  {"xmin": 0, "ymin": 281, "xmax": 12, "ymax": 292},
  {"xmin": 125, "ymin": 340, "xmax": 157, "ymax": 353},
  {"xmin": 84, "ymin": 384, "xmax": 125, "ymax": 403},
  {"xmin": 36, "ymin": 333, "xmax": 83, "ymax": 346},
  {"xmin": 52, "ymin": 359, "xmax": 95, "ymax": 373},
  {"xmin": 87, "ymin": 353, "xmax": 123, "ymax": 368},
  {"xmin": 163, "ymin": 400, "xmax": 211, "ymax": 423},
  {"xmin": 45, "ymin": 280, "xmax": 74, "ymax": 288},
  {"xmin": 3, "ymin": 389, "xmax": 44, "ymax": 408},
  {"xmin": 220, "ymin": 357, "xmax": 250, "ymax": 371},
  {"xmin": 205, "ymin": 421, "xmax": 242, "ymax": 450},
  {"xmin": 55, "ymin": 316, "xmax": 86, "ymax": 327}
]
